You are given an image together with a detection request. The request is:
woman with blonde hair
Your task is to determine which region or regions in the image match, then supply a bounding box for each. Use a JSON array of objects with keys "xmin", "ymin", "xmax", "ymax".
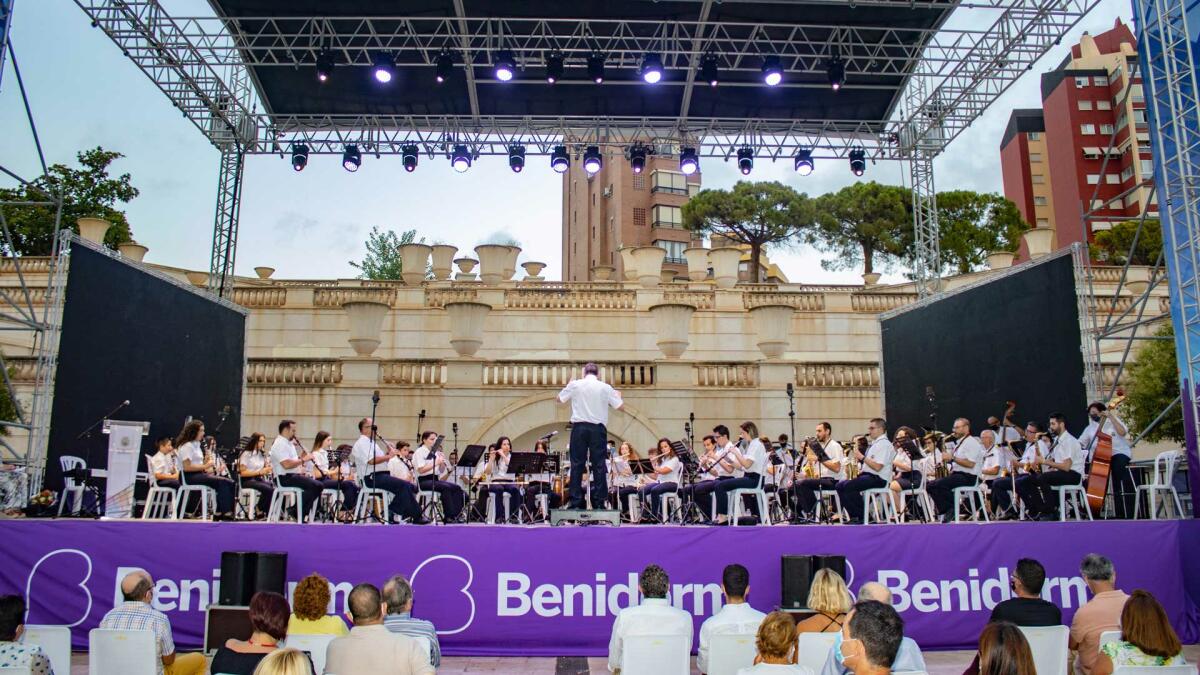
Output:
[
  {"xmin": 795, "ymin": 569, "xmax": 852, "ymax": 633},
  {"xmin": 287, "ymin": 573, "xmax": 348, "ymax": 636},
  {"xmin": 252, "ymin": 647, "xmax": 314, "ymax": 675},
  {"xmin": 737, "ymin": 611, "xmax": 813, "ymax": 674}
]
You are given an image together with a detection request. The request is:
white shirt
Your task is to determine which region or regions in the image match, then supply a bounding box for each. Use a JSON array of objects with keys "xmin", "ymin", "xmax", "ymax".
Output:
[
  {"xmin": 269, "ymin": 435, "xmax": 300, "ymax": 475},
  {"xmin": 610, "ymin": 457, "xmax": 636, "ymax": 487},
  {"xmin": 948, "ymin": 435, "xmax": 985, "ymax": 477},
  {"xmin": 980, "ymin": 444, "xmax": 1002, "ymax": 477},
  {"xmin": 352, "ymin": 434, "xmax": 388, "ymax": 475},
  {"xmin": 697, "ymin": 602, "xmax": 767, "ymax": 674},
  {"xmin": 742, "ymin": 438, "xmax": 769, "ymax": 475},
  {"xmin": 312, "ymin": 448, "xmax": 349, "ymax": 477},
  {"xmin": 149, "ymin": 451, "xmax": 177, "ymax": 478},
  {"xmin": 657, "ymin": 456, "xmax": 683, "ymax": 484},
  {"xmin": 475, "ymin": 452, "xmax": 515, "ymax": 481},
  {"xmin": 413, "ymin": 444, "xmax": 439, "ymax": 477},
  {"xmin": 1050, "ymin": 431, "xmax": 1087, "ymax": 473},
  {"xmin": 738, "ymin": 665, "xmax": 814, "ymax": 675},
  {"xmin": 817, "ymin": 440, "xmax": 846, "ymax": 480},
  {"xmin": 863, "ymin": 436, "xmax": 897, "ymax": 481},
  {"xmin": 767, "ymin": 448, "xmax": 794, "ymax": 488},
  {"xmin": 721, "ymin": 442, "xmax": 745, "ymax": 478},
  {"xmin": 177, "ymin": 440, "xmax": 203, "ymax": 468},
  {"xmin": 239, "ymin": 450, "xmax": 267, "ymax": 475},
  {"xmin": 607, "ymin": 597, "xmax": 694, "ymax": 673},
  {"xmin": 1018, "ymin": 438, "xmax": 1049, "ymax": 472},
  {"xmin": 388, "ymin": 455, "xmax": 417, "ymax": 483},
  {"xmin": 558, "ymin": 374, "xmax": 622, "ymax": 425},
  {"xmin": 1078, "ymin": 415, "xmax": 1132, "ymax": 459}
]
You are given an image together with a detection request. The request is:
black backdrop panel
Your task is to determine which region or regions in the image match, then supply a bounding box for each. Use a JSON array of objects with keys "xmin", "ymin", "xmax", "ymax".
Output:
[
  {"xmin": 881, "ymin": 254, "xmax": 1088, "ymax": 435},
  {"xmin": 44, "ymin": 244, "xmax": 245, "ymax": 490}
]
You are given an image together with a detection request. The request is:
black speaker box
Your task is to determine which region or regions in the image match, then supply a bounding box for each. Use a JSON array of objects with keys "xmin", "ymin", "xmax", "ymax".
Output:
[
  {"xmin": 781, "ymin": 554, "xmax": 847, "ymax": 609},
  {"xmin": 219, "ymin": 551, "xmax": 288, "ymax": 605}
]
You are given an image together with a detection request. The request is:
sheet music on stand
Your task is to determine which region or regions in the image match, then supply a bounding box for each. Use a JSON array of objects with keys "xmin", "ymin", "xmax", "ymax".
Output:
[
  {"xmin": 628, "ymin": 459, "xmax": 656, "ymax": 475},
  {"xmin": 671, "ymin": 440, "xmax": 699, "ymax": 473},
  {"xmin": 805, "ymin": 439, "xmax": 832, "ymax": 463},
  {"xmin": 103, "ymin": 419, "xmax": 150, "ymax": 519}
]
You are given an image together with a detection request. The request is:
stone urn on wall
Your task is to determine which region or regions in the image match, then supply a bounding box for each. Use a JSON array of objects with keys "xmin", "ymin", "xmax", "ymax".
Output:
[
  {"xmin": 591, "ymin": 265, "xmax": 615, "ymax": 281},
  {"xmin": 708, "ymin": 247, "xmax": 743, "ymax": 289},
  {"xmin": 862, "ymin": 272, "xmax": 882, "ymax": 286},
  {"xmin": 253, "ymin": 266, "xmax": 275, "ymax": 279},
  {"xmin": 119, "ymin": 242, "xmax": 149, "ymax": 263},
  {"xmin": 750, "ymin": 304, "xmax": 795, "ymax": 359},
  {"xmin": 631, "ymin": 246, "xmax": 667, "ymax": 288},
  {"xmin": 398, "ymin": 243, "xmax": 432, "ymax": 285},
  {"xmin": 522, "ymin": 261, "xmax": 546, "ymax": 281},
  {"xmin": 502, "ymin": 246, "xmax": 521, "ymax": 281},
  {"xmin": 431, "ymin": 245, "xmax": 458, "ymax": 280},
  {"xmin": 649, "ymin": 303, "xmax": 696, "ymax": 359},
  {"xmin": 454, "ymin": 257, "xmax": 478, "ymax": 281},
  {"xmin": 342, "ymin": 300, "xmax": 390, "ymax": 357},
  {"xmin": 475, "ymin": 245, "xmax": 510, "ymax": 285},
  {"xmin": 185, "ymin": 271, "xmax": 209, "ymax": 287},
  {"xmin": 77, "ymin": 217, "xmax": 111, "ymax": 245},
  {"xmin": 986, "ymin": 252, "xmax": 1015, "ymax": 270},
  {"xmin": 444, "ymin": 301, "xmax": 491, "ymax": 357},
  {"xmin": 618, "ymin": 247, "xmax": 637, "ymax": 281},
  {"xmin": 683, "ymin": 247, "xmax": 710, "ymax": 282},
  {"xmin": 1022, "ymin": 228, "xmax": 1056, "ymax": 258}
]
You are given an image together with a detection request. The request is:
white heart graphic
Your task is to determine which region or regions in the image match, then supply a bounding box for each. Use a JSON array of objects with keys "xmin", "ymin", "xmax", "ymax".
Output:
[
  {"xmin": 26, "ymin": 549, "xmax": 94, "ymax": 628},
  {"xmin": 410, "ymin": 555, "xmax": 475, "ymax": 635}
]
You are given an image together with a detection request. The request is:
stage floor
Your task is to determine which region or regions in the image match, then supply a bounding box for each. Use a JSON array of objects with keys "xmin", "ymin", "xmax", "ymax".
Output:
[{"xmin": 3, "ymin": 518, "xmax": 1197, "ymax": 655}]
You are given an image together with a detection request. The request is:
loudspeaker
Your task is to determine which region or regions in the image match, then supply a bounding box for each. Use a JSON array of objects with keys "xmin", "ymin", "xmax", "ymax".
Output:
[
  {"xmin": 219, "ymin": 551, "xmax": 288, "ymax": 605},
  {"xmin": 781, "ymin": 554, "xmax": 847, "ymax": 609}
]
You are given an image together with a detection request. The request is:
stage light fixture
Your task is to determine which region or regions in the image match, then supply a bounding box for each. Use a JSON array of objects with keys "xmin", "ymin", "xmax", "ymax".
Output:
[
  {"xmin": 583, "ymin": 146, "xmax": 603, "ymax": 174},
  {"xmin": 546, "ymin": 52, "xmax": 564, "ymax": 83},
  {"xmin": 761, "ymin": 55, "xmax": 783, "ymax": 86},
  {"xmin": 679, "ymin": 147, "xmax": 699, "ymax": 175},
  {"xmin": 629, "ymin": 145, "xmax": 648, "ymax": 174},
  {"xmin": 435, "ymin": 51, "xmax": 453, "ymax": 83},
  {"xmin": 342, "ymin": 144, "xmax": 361, "ymax": 172},
  {"xmin": 587, "ymin": 54, "xmax": 605, "ymax": 83},
  {"xmin": 550, "ymin": 145, "xmax": 570, "ymax": 173},
  {"xmin": 794, "ymin": 148, "xmax": 814, "ymax": 176},
  {"xmin": 640, "ymin": 53, "xmax": 664, "ymax": 84},
  {"xmin": 700, "ymin": 55, "xmax": 719, "ymax": 87},
  {"xmin": 736, "ymin": 147, "xmax": 754, "ymax": 175},
  {"xmin": 315, "ymin": 49, "xmax": 334, "ymax": 83},
  {"xmin": 290, "ymin": 143, "xmax": 309, "ymax": 171},
  {"xmin": 849, "ymin": 149, "xmax": 866, "ymax": 176},
  {"xmin": 372, "ymin": 52, "xmax": 395, "ymax": 83},
  {"xmin": 827, "ymin": 56, "xmax": 846, "ymax": 91},
  {"xmin": 451, "ymin": 144, "xmax": 472, "ymax": 172},
  {"xmin": 508, "ymin": 145, "xmax": 527, "ymax": 173},
  {"xmin": 401, "ymin": 144, "xmax": 419, "ymax": 172},
  {"xmin": 493, "ymin": 50, "xmax": 516, "ymax": 82}
]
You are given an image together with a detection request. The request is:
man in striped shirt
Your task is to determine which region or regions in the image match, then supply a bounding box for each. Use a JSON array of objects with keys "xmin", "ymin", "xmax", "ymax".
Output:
[
  {"xmin": 382, "ymin": 574, "xmax": 441, "ymax": 667},
  {"xmin": 98, "ymin": 570, "xmax": 205, "ymax": 675}
]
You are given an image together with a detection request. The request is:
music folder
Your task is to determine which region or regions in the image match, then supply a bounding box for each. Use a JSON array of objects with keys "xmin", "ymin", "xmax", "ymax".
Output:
[{"xmin": 628, "ymin": 458, "xmax": 656, "ymax": 474}]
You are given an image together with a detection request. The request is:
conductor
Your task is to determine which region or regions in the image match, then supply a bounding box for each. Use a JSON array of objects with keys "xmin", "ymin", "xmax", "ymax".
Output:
[{"xmin": 557, "ymin": 362, "xmax": 623, "ymax": 509}]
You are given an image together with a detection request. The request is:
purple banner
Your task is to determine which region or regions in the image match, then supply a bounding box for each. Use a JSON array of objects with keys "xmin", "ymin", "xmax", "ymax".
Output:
[{"xmin": 1, "ymin": 519, "xmax": 1196, "ymax": 655}]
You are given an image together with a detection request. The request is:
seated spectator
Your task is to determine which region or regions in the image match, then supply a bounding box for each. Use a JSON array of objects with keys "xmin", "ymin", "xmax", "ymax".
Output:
[
  {"xmin": 978, "ymin": 622, "xmax": 1036, "ymax": 675},
  {"xmin": 287, "ymin": 573, "xmax": 348, "ymax": 636},
  {"xmin": 99, "ymin": 570, "xmax": 205, "ymax": 675},
  {"xmin": 1070, "ymin": 554, "xmax": 1129, "ymax": 675},
  {"xmin": 991, "ymin": 559, "xmax": 1062, "ymax": 626},
  {"xmin": 837, "ymin": 601, "xmax": 905, "ymax": 675},
  {"xmin": 820, "ymin": 583, "xmax": 925, "ymax": 675},
  {"xmin": 607, "ymin": 564, "xmax": 694, "ymax": 674},
  {"xmin": 212, "ymin": 592, "xmax": 313, "ymax": 675},
  {"xmin": 382, "ymin": 574, "xmax": 441, "ymax": 667},
  {"xmin": 253, "ymin": 647, "xmax": 312, "ymax": 675},
  {"xmin": 699, "ymin": 564, "xmax": 766, "ymax": 674},
  {"xmin": 796, "ymin": 569, "xmax": 852, "ymax": 634},
  {"xmin": 737, "ymin": 611, "xmax": 812, "ymax": 675},
  {"xmin": 0, "ymin": 594, "xmax": 53, "ymax": 675},
  {"xmin": 323, "ymin": 583, "xmax": 434, "ymax": 675},
  {"xmin": 1094, "ymin": 590, "xmax": 1187, "ymax": 675}
]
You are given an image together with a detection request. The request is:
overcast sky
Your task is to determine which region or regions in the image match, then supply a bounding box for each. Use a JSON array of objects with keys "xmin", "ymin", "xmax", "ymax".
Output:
[{"xmin": 0, "ymin": 0, "xmax": 1133, "ymax": 284}]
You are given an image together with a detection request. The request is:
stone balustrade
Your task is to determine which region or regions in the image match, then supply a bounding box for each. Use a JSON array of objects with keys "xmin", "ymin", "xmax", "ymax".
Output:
[
  {"xmin": 744, "ymin": 292, "xmax": 824, "ymax": 311},
  {"xmin": 661, "ymin": 290, "xmax": 715, "ymax": 310},
  {"xmin": 0, "ymin": 258, "xmax": 52, "ymax": 274},
  {"xmin": 230, "ymin": 287, "xmax": 287, "ymax": 308},
  {"xmin": 381, "ymin": 360, "xmax": 445, "ymax": 385},
  {"xmin": 851, "ymin": 293, "xmax": 919, "ymax": 312},
  {"xmin": 314, "ymin": 287, "xmax": 397, "ymax": 307},
  {"xmin": 695, "ymin": 363, "xmax": 759, "ymax": 387},
  {"xmin": 796, "ymin": 363, "xmax": 881, "ymax": 388},
  {"xmin": 426, "ymin": 287, "xmax": 480, "ymax": 308},
  {"xmin": 246, "ymin": 359, "xmax": 343, "ymax": 385},
  {"xmin": 482, "ymin": 361, "xmax": 656, "ymax": 387},
  {"xmin": 504, "ymin": 288, "xmax": 637, "ymax": 310}
]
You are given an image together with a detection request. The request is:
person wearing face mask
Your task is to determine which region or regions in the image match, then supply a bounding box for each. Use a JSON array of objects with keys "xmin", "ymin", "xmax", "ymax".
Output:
[
  {"xmin": 820, "ymin": 583, "xmax": 926, "ymax": 675},
  {"xmin": 834, "ymin": 601, "xmax": 905, "ymax": 675},
  {"xmin": 1018, "ymin": 412, "xmax": 1087, "ymax": 520},
  {"xmin": 1077, "ymin": 401, "xmax": 1134, "ymax": 518}
]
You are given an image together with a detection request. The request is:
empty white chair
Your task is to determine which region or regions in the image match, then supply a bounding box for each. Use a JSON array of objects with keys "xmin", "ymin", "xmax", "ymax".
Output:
[
  {"xmin": 140, "ymin": 455, "xmax": 177, "ymax": 520},
  {"xmin": 620, "ymin": 634, "xmax": 690, "ymax": 675},
  {"xmin": 88, "ymin": 628, "xmax": 158, "ymax": 675},
  {"xmin": 23, "ymin": 624, "xmax": 71, "ymax": 675},
  {"xmin": 796, "ymin": 632, "xmax": 839, "ymax": 672},
  {"xmin": 1112, "ymin": 666, "xmax": 1197, "ymax": 675},
  {"xmin": 707, "ymin": 633, "xmax": 758, "ymax": 675},
  {"xmin": 1134, "ymin": 450, "xmax": 1186, "ymax": 519},
  {"xmin": 57, "ymin": 455, "xmax": 86, "ymax": 516},
  {"xmin": 659, "ymin": 492, "xmax": 682, "ymax": 523},
  {"xmin": 416, "ymin": 486, "xmax": 443, "ymax": 523},
  {"xmin": 1018, "ymin": 625, "xmax": 1070, "ymax": 675},
  {"xmin": 284, "ymin": 633, "xmax": 336, "ymax": 675},
  {"xmin": 485, "ymin": 491, "xmax": 516, "ymax": 523}
]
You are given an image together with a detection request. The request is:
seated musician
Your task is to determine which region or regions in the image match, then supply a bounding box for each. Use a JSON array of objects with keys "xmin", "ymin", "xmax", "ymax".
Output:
[
  {"xmin": 1017, "ymin": 412, "xmax": 1086, "ymax": 521},
  {"xmin": 836, "ymin": 418, "xmax": 895, "ymax": 522},
  {"xmin": 1078, "ymin": 401, "xmax": 1134, "ymax": 519},
  {"xmin": 237, "ymin": 432, "xmax": 274, "ymax": 518},
  {"xmin": 608, "ymin": 441, "xmax": 640, "ymax": 517},
  {"xmin": 637, "ymin": 438, "xmax": 681, "ymax": 523},
  {"xmin": 792, "ymin": 422, "xmax": 845, "ymax": 523},
  {"xmin": 767, "ymin": 434, "xmax": 795, "ymax": 517},
  {"xmin": 351, "ymin": 418, "xmax": 427, "ymax": 524},
  {"xmin": 176, "ymin": 419, "xmax": 236, "ymax": 518},
  {"xmin": 992, "ymin": 422, "xmax": 1048, "ymax": 520},
  {"xmin": 524, "ymin": 438, "xmax": 562, "ymax": 518},
  {"xmin": 413, "ymin": 430, "xmax": 466, "ymax": 522},
  {"xmin": 269, "ymin": 420, "xmax": 325, "ymax": 522},
  {"xmin": 149, "ymin": 436, "xmax": 181, "ymax": 489},
  {"xmin": 680, "ymin": 435, "xmax": 735, "ymax": 522},
  {"xmin": 978, "ymin": 430, "xmax": 1003, "ymax": 501},
  {"xmin": 310, "ymin": 432, "xmax": 359, "ymax": 517},
  {"xmin": 887, "ymin": 426, "xmax": 925, "ymax": 517},
  {"xmin": 927, "ymin": 417, "xmax": 985, "ymax": 522},
  {"xmin": 473, "ymin": 437, "xmax": 524, "ymax": 522}
]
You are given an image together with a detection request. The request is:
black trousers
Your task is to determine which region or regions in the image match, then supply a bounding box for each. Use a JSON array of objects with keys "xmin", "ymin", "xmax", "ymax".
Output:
[
  {"xmin": 990, "ymin": 475, "xmax": 1034, "ymax": 513},
  {"xmin": 523, "ymin": 481, "xmax": 562, "ymax": 515},
  {"xmin": 418, "ymin": 476, "xmax": 466, "ymax": 520},
  {"xmin": 318, "ymin": 477, "xmax": 359, "ymax": 513},
  {"xmin": 1110, "ymin": 454, "xmax": 1136, "ymax": 519},
  {"xmin": 568, "ymin": 421, "xmax": 608, "ymax": 509},
  {"xmin": 613, "ymin": 486, "xmax": 639, "ymax": 514},
  {"xmin": 476, "ymin": 483, "xmax": 524, "ymax": 521},
  {"xmin": 836, "ymin": 474, "xmax": 886, "ymax": 520},
  {"xmin": 714, "ymin": 473, "xmax": 762, "ymax": 516},
  {"xmin": 1018, "ymin": 470, "xmax": 1082, "ymax": 516},
  {"xmin": 793, "ymin": 477, "xmax": 838, "ymax": 516},
  {"xmin": 279, "ymin": 473, "xmax": 325, "ymax": 518},
  {"xmin": 364, "ymin": 473, "xmax": 422, "ymax": 521},
  {"xmin": 680, "ymin": 478, "xmax": 727, "ymax": 519},
  {"xmin": 637, "ymin": 482, "xmax": 678, "ymax": 521},
  {"xmin": 183, "ymin": 472, "xmax": 236, "ymax": 513},
  {"xmin": 928, "ymin": 472, "xmax": 977, "ymax": 515},
  {"xmin": 240, "ymin": 478, "xmax": 273, "ymax": 515}
]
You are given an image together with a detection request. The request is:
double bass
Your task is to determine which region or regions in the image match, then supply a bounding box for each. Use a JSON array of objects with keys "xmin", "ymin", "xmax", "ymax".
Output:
[{"xmin": 1084, "ymin": 392, "xmax": 1126, "ymax": 517}]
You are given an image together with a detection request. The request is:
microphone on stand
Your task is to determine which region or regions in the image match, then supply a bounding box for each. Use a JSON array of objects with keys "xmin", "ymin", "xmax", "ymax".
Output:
[
  {"xmin": 538, "ymin": 430, "xmax": 558, "ymax": 441},
  {"xmin": 786, "ymin": 382, "xmax": 794, "ymax": 398}
]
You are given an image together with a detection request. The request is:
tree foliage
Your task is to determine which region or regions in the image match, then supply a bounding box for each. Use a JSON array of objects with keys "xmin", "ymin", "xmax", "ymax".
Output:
[
  {"xmin": 349, "ymin": 227, "xmax": 422, "ymax": 280},
  {"xmin": 1125, "ymin": 323, "xmax": 1184, "ymax": 443},
  {"xmin": 1091, "ymin": 219, "xmax": 1163, "ymax": 266},
  {"xmin": 808, "ymin": 182, "xmax": 911, "ymax": 274},
  {"xmin": 0, "ymin": 147, "xmax": 137, "ymax": 255},
  {"xmin": 681, "ymin": 181, "xmax": 814, "ymax": 281},
  {"xmin": 936, "ymin": 191, "xmax": 1030, "ymax": 275}
]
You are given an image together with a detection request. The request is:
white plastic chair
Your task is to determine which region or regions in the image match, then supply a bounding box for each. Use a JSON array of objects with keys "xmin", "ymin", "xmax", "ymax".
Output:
[
  {"xmin": 417, "ymin": 485, "xmax": 443, "ymax": 523},
  {"xmin": 796, "ymin": 631, "xmax": 839, "ymax": 672},
  {"xmin": 485, "ymin": 490, "xmax": 516, "ymax": 523},
  {"xmin": 897, "ymin": 483, "xmax": 936, "ymax": 523},
  {"xmin": 88, "ymin": 628, "xmax": 158, "ymax": 675},
  {"xmin": 284, "ymin": 633, "xmax": 336, "ymax": 675},
  {"xmin": 57, "ymin": 456, "xmax": 86, "ymax": 516},
  {"xmin": 816, "ymin": 489, "xmax": 844, "ymax": 523},
  {"xmin": 659, "ymin": 492, "xmax": 682, "ymax": 523},
  {"xmin": 23, "ymin": 624, "xmax": 71, "ymax": 675},
  {"xmin": 352, "ymin": 458, "xmax": 391, "ymax": 524},
  {"xmin": 1052, "ymin": 484, "xmax": 1093, "ymax": 521},
  {"xmin": 862, "ymin": 487, "xmax": 896, "ymax": 524},
  {"xmin": 176, "ymin": 468, "xmax": 217, "ymax": 520},
  {"xmin": 1134, "ymin": 450, "xmax": 1186, "ymax": 519},
  {"xmin": 141, "ymin": 455, "xmax": 178, "ymax": 520},
  {"xmin": 707, "ymin": 633, "xmax": 757, "ymax": 675},
  {"xmin": 728, "ymin": 475, "xmax": 772, "ymax": 525},
  {"xmin": 953, "ymin": 481, "xmax": 991, "ymax": 522},
  {"xmin": 620, "ymin": 634, "xmax": 689, "ymax": 675},
  {"xmin": 1112, "ymin": 666, "xmax": 1197, "ymax": 675},
  {"xmin": 268, "ymin": 453, "xmax": 310, "ymax": 523},
  {"xmin": 1098, "ymin": 630, "xmax": 1121, "ymax": 651},
  {"xmin": 1018, "ymin": 625, "xmax": 1070, "ymax": 675},
  {"xmin": 413, "ymin": 635, "xmax": 432, "ymax": 661}
]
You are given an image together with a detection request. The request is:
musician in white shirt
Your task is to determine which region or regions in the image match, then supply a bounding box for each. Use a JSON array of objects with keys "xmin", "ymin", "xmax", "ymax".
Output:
[
  {"xmin": 351, "ymin": 417, "xmax": 427, "ymax": 524},
  {"xmin": 268, "ymin": 419, "xmax": 325, "ymax": 521},
  {"xmin": 149, "ymin": 437, "xmax": 181, "ymax": 489},
  {"xmin": 682, "ymin": 435, "xmax": 737, "ymax": 522},
  {"xmin": 837, "ymin": 418, "xmax": 896, "ymax": 522},
  {"xmin": 474, "ymin": 436, "xmax": 524, "ymax": 522},
  {"xmin": 388, "ymin": 441, "xmax": 418, "ymax": 483},
  {"xmin": 175, "ymin": 419, "xmax": 236, "ymax": 517},
  {"xmin": 237, "ymin": 432, "xmax": 274, "ymax": 518},
  {"xmin": 557, "ymin": 363, "xmax": 623, "ymax": 510},
  {"xmin": 523, "ymin": 438, "xmax": 563, "ymax": 518},
  {"xmin": 992, "ymin": 422, "xmax": 1048, "ymax": 519},
  {"xmin": 413, "ymin": 430, "xmax": 466, "ymax": 522},
  {"xmin": 767, "ymin": 434, "xmax": 795, "ymax": 507},
  {"xmin": 637, "ymin": 439, "xmax": 682, "ymax": 523},
  {"xmin": 713, "ymin": 422, "xmax": 770, "ymax": 523},
  {"xmin": 928, "ymin": 418, "xmax": 986, "ymax": 522},
  {"xmin": 792, "ymin": 422, "xmax": 845, "ymax": 523},
  {"xmin": 888, "ymin": 426, "xmax": 926, "ymax": 516},
  {"xmin": 607, "ymin": 564, "xmax": 694, "ymax": 673},
  {"xmin": 310, "ymin": 431, "xmax": 359, "ymax": 518},
  {"xmin": 697, "ymin": 564, "xmax": 766, "ymax": 674},
  {"xmin": 1018, "ymin": 412, "xmax": 1088, "ymax": 520},
  {"xmin": 1077, "ymin": 401, "xmax": 1135, "ymax": 518},
  {"xmin": 609, "ymin": 441, "xmax": 640, "ymax": 517}
]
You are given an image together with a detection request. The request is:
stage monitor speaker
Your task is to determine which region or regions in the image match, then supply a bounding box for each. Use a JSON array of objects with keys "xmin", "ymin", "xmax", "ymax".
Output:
[
  {"xmin": 219, "ymin": 551, "xmax": 288, "ymax": 606},
  {"xmin": 781, "ymin": 554, "xmax": 847, "ymax": 610},
  {"xmin": 204, "ymin": 605, "xmax": 253, "ymax": 654}
]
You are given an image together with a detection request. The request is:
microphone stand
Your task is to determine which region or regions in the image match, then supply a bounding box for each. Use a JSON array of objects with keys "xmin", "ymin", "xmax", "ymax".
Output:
[
  {"xmin": 360, "ymin": 390, "xmax": 388, "ymax": 525},
  {"xmin": 70, "ymin": 399, "xmax": 129, "ymax": 519},
  {"xmin": 785, "ymin": 387, "xmax": 797, "ymax": 458}
]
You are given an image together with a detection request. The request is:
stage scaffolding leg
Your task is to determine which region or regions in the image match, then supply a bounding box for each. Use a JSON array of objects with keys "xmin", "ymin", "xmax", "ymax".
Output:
[
  {"xmin": 909, "ymin": 150, "xmax": 941, "ymax": 297},
  {"xmin": 1136, "ymin": 0, "xmax": 1200, "ymax": 508},
  {"xmin": 207, "ymin": 149, "xmax": 244, "ymax": 298}
]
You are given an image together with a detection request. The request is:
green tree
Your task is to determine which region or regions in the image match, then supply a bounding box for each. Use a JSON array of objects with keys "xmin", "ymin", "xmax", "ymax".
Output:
[
  {"xmin": 0, "ymin": 147, "xmax": 137, "ymax": 255},
  {"xmin": 1125, "ymin": 323, "xmax": 1184, "ymax": 443},
  {"xmin": 0, "ymin": 365, "xmax": 21, "ymax": 437},
  {"xmin": 936, "ymin": 191, "xmax": 1029, "ymax": 274},
  {"xmin": 349, "ymin": 226, "xmax": 422, "ymax": 280},
  {"xmin": 681, "ymin": 181, "xmax": 814, "ymax": 281},
  {"xmin": 809, "ymin": 182, "xmax": 911, "ymax": 275},
  {"xmin": 1091, "ymin": 219, "xmax": 1163, "ymax": 266}
]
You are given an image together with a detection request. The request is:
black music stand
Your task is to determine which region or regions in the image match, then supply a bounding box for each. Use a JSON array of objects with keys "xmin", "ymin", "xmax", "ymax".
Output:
[
  {"xmin": 670, "ymin": 440, "xmax": 705, "ymax": 523},
  {"xmin": 898, "ymin": 439, "xmax": 928, "ymax": 522},
  {"xmin": 508, "ymin": 452, "xmax": 548, "ymax": 523},
  {"xmin": 456, "ymin": 444, "xmax": 487, "ymax": 520}
]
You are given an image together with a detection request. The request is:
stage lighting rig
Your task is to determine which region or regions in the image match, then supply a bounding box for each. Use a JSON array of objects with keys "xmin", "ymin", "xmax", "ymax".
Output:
[
  {"xmin": 794, "ymin": 149, "xmax": 814, "ymax": 176},
  {"xmin": 629, "ymin": 145, "xmax": 649, "ymax": 174},
  {"xmin": 546, "ymin": 52, "xmax": 564, "ymax": 83},
  {"xmin": 679, "ymin": 147, "xmax": 699, "ymax": 175},
  {"xmin": 827, "ymin": 56, "xmax": 846, "ymax": 91},
  {"xmin": 373, "ymin": 52, "xmax": 395, "ymax": 83},
  {"xmin": 761, "ymin": 55, "xmax": 783, "ymax": 86},
  {"xmin": 551, "ymin": 145, "xmax": 570, "ymax": 173},
  {"xmin": 849, "ymin": 149, "xmax": 866, "ymax": 176},
  {"xmin": 587, "ymin": 54, "xmax": 605, "ymax": 83},
  {"xmin": 493, "ymin": 50, "xmax": 516, "ymax": 82},
  {"xmin": 290, "ymin": 143, "xmax": 309, "ymax": 172},
  {"xmin": 315, "ymin": 49, "xmax": 334, "ymax": 83},
  {"xmin": 401, "ymin": 144, "xmax": 419, "ymax": 172},
  {"xmin": 640, "ymin": 54, "xmax": 664, "ymax": 84},
  {"xmin": 736, "ymin": 147, "xmax": 754, "ymax": 175},
  {"xmin": 583, "ymin": 146, "xmax": 603, "ymax": 174},
  {"xmin": 700, "ymin": 55, "xmax": 719, "ymax": 87},
  {"xmin": 509, "ymin": 145, "xmax": 527, "ymax": 173},
  {"xmin": 451, "ymin": 144, "xmax": 472, "ymax": 172},
  {"xmin": 435, "ymin": 51, "xmax": 453, "ymax": 83},
  {"xmin": 342, "ymin": 145, "xmax": 361, "ymax": 172}
]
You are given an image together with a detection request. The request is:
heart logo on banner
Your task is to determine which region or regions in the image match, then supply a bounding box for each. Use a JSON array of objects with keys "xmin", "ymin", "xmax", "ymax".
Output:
[
  {"xmin": 25, "ymin": 549, "xmax": 93, "ymax": 627},
  {"xmin": 410, "ymin": 555, "xmax": 475, "ymax": 635}
]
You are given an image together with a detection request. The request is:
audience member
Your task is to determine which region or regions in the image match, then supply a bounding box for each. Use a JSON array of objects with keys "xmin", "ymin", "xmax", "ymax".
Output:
[
  {"xmin": 607, "ymin": 564, "xmax": 694, "ymax": 674},
  {"xmin": 1070, "ymin": 554, "xmax": 1129, "ymax": 675},
  {"xmin": 288, "ymin": 573, "xmax": 349, "ymax": 636},
  {"xmin": 699, "ymin": 564, "xmax": 766, "ymax": 673},
  {"xmin": 323, "ymin": 583, "xmax": 434, "ymax": 675},
  {"xmin": 990, "ymin": 559, "xmax": 1062, "ymax": 626},
  {"xmin": 253, "ymin": 648, "xmax": 313, "ymax": 675},
  {"xmin": 796, "ymin": 569, "xmax": 852, "ymax": 634},
  {"xmin": 820, "ymin": 583, "xmax": 926, "ymax": 675},
  {"xmin": 211, "ymin": 592, "xmax": 312, "ymax": 675},
  {"xmin": 837, "ymin": 601, "xmax": 905, "ymax": 675},
  {"xmin": 382, "ymin": 574, "xmax": 441, "ymax": 667},
  {"xmin": 1094, "ymin": 590, "xmax": 1186, "ymax": 675},
  {"xmin": 977, "ymin": 622, "xmax": 1035, "ymax": 675},
  {"xmin": 0, "ymin": 594, "xmax": 53, "ymax": 675},
  {"xmin": 737, "ymin": 611, "xmax": 812, "ymax": 675},
  {"xmin": 98, "ymin": 570, "xmax": 205, "ymax": 675}
]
